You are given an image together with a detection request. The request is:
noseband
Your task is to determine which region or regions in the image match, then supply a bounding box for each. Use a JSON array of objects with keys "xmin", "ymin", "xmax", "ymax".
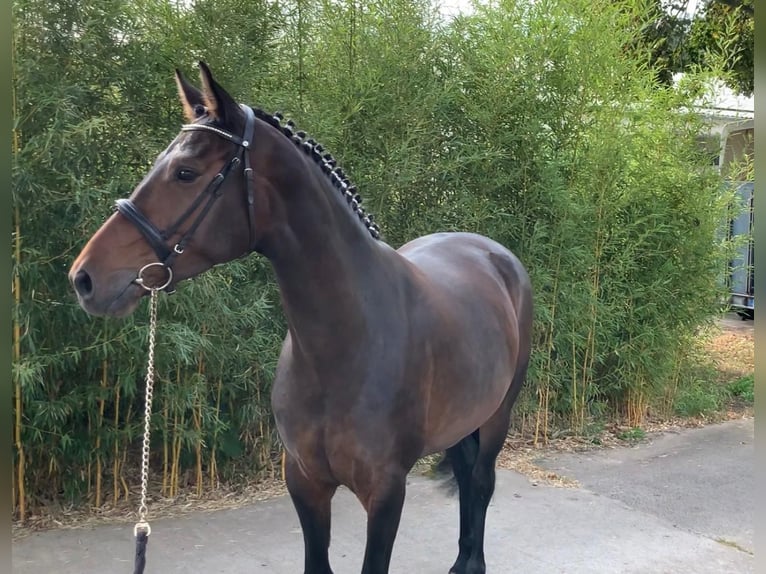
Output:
[{"xmin": 115, "ymin": 104, "xmax": 257, "ymax": 292}]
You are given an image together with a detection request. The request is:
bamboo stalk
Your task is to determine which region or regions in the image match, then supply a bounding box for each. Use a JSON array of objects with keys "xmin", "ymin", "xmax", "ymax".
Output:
[
  {"xmin": 13, "ymin": 206, "xmax": 25, "ymax": 523},
  {"xmin": 347, "ymin": 0, "xmax": 356, "ymax": 80},
  {"xmin": 123, "ymin": 403, "xmax": 134, "ymax": 502},
  {"xmin": 162, "ymin": 400, "xmax": 169, "ymax": 497},
  {"xmin": 192, "ymin": 400, "xmax": 202, "ymax": 497},
  {"xmin": 267, "ymin": 428, "xmax": 276, "ymax": 479},
  {"xmin": 120, "ymin": 442, "xmax": 130, "ymax": 502},
  {"xmin": 11, "ymin": 13, "xmax": 26, "ymax": 525},
  {"xmin": 584, "ymin": 203, "xmax": 606, "ymax": 427},
  {"xmin": 297, "ymin": 0, "xmax": 304, "ymax": 110},
  {"xmin": 95, "ymin": 359, "xmax": 107, "ymax": 507},
  {"xmin": 12, "ymin": 459, "xmax": 16, "ymax": 515},
  {"xmin": 169, "ymin": 365, "xmax": 184, "ymax": 498},
  {"xmin": 628, "ymin": 380, "xmax": 647, "ymax": 427},
  {"xmin": 87, "ymin": 412, "xmax": 92, "ymax": 502},
  {"xmin": 170, "ymin": 411, "xmax": 178, "ymax": 498},
  {"xmin": 664, "ymin": 350, "xmax": 683, "ymax": 417},
  {"xmin": 195, "ymin": 408, "xmax": 203, "ymax": 497},
  {"xmin": 256, "ymin": 383, "xmax": 265, "ymax": 468},
  {"xmin": 194, "ymin": 355, "xmax": 205, "ymax": 497},
  {"xmin": 536, "ymin": 249, "xmax": 562, "ymax": 446},
  {"xmin": 11, "ymin": 467, "xmax": 16, "ymax": 519},
  {"xmin": 112, "ymin": 386, "xmax": 121, "ymax": 506},
  {"xmin": 173, "ymin": 417, "xmax": 183, "ymax": 497},
  {"xmin": 171, "ymin": 409, "xmax": 183, "ymax": 498},
  {"xmin": 210, "ymin": 378, "xmax": 223, "ymax": 490},
  {"xmin": 535, "ymin": 384, "xmax": 549, "ymax": 446},
  {"xmin": 571, "ymin": 330, "xmax": 580, "ymax": 431},
  {"xmin": 209, "ymin": 456, "xmax": 217, "ymax": 490}
]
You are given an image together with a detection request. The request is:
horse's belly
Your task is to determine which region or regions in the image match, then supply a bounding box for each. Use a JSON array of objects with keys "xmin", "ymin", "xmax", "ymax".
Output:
[
  {"xmin": 421, "ymin": 371, "xmax": 514, "ymax": 455},
  {"xmin": 417, "ymin": 293, "xmax": 520, "ymax": 455}
]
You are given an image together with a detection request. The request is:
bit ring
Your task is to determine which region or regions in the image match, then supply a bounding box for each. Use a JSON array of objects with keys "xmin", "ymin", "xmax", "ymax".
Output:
[{"xmin": 135, "ymin": 262, "xmax": 173, "ymax": 292}]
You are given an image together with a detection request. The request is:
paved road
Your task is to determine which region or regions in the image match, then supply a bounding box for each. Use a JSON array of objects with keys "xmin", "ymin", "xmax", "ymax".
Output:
[
  {"xmin": 12, "ymin": 418, "xmax": 754, "ymax": 573},
  {"xmin": 535, "ymin": 416, "xmax": 754, "ymax": 554}
]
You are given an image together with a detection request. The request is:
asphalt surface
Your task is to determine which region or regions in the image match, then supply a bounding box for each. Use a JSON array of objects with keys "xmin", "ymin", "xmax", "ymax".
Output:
[
  {"xmin": 13, "ymin": 418, "xmax": 754, "ymax": 574},
  {"xmin": 535, "ymin": 416, "xmax": 754, "ymax": 555}
]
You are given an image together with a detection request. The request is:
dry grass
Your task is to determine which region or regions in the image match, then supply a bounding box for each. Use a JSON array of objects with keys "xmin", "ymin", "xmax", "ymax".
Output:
[
  {"xmin": 495, "ymin": 437, "xmax": 581, "ymax": 488},
  {"xmin": 494, "ymin": 315, "xmax": 754, "ymax": 487},
  {"xmin": 704, "ymin": 327, "xmax": 754, "ymax": 382},
  {"xmin": 12, "ymin": 478, "xmax": 286, "ymax": 541}
]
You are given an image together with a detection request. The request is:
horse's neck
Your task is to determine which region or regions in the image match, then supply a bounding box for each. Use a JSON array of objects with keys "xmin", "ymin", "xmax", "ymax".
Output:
[
  {"xmin": 263, "ymin": 148, "xmax": 385, "ymax": 361},
  {"xmin": 273, "ymin": 249, "xmax": 374, "ymax": 344},
  {"xmin": 270, "ymin": 235, "xmax": 385, "ymax": 363}
]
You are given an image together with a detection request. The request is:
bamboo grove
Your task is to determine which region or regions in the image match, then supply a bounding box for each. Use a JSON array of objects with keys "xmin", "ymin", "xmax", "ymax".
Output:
[{"xmin": 12, "ymin": 0, "xmax": 734, "ymax": 519}]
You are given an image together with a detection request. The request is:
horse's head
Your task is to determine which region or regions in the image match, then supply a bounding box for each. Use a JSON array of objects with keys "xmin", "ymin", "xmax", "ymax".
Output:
[{"xmin": 69, "ymin": 62, "xmax": 268, "ymax": 317}]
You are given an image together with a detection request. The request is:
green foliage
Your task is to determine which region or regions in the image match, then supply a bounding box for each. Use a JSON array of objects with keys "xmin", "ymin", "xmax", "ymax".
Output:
[
  {"xmin": 687, "ymin": 0, "xmax": 754, "ymax": 96},
  {"xmin": 621, "ymin": 0, "xmax": 754, "ymax": 96},
  {"xmin": 673, "ymin": 379, "xmax": 727, "ymax": 417},
  {"xmin": 13, "ymin": 0, "xmax": 734, "ymax": 516},
  {"xmin": 620, "ymin": 0, "xmax": 694, "ymax": 87},
  {"xmin": 617, "ymin": 427, "xmax": 647, "ymax": 441},
  {"xmin": 13, "ymin": 0, "xmax": 287, "ymax": 514},
  {"xmin": 727, "ymin": 374, "xmax": 754, "ymax": 403}
]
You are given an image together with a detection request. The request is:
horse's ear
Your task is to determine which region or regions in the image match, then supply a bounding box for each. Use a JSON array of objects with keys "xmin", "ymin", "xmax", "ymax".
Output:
[
  {"xmin": 175, "ymin": 68, "xmax": 206, "ymax": 122},
  {"xmin": 197, "ymin": 61, "xmax": 240, "ymax": 126}
]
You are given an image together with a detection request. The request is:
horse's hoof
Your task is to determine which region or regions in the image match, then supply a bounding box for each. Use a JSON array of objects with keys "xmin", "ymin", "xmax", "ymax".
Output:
[{"xmin": 465, "ymin": 563, "xmax": 486, "ymax": 574}]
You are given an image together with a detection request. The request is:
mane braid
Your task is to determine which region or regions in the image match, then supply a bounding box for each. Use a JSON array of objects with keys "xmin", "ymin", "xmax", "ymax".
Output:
[{"xmin": 250, "ymin": 107, "xmax": 381, "ymax": 240}]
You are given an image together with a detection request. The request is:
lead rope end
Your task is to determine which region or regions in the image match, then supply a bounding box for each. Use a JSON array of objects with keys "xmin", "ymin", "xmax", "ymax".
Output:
[
  {"xmin": 133, "ymin": 289, "xmax": 159, "ymax": 574},
  {"xmin": 133, "ymin": 525, "xmax": 150, "ymax": 574}
]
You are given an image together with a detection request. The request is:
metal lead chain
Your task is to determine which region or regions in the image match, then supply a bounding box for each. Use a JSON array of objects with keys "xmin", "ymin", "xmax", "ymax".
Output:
[{"xmin": 135, "ymin": 288, "xmax": 159, "ymax": 538}]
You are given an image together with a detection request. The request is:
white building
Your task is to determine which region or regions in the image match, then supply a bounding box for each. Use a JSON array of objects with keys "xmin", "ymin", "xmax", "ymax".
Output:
[{"xmin": 695, "ymin": 79, "xmax": 754, "ymax": 318}]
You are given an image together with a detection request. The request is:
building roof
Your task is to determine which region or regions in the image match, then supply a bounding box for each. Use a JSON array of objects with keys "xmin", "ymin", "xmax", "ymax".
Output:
[{"xmin": 678, "ymin": 74, "xmax": 754, "ymax": 121}]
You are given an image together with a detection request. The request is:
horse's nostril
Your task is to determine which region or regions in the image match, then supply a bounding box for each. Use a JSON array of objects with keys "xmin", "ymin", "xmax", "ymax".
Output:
[{"xmin": 73, "ymin": 269, "xmax": 94, "ymax": 299}]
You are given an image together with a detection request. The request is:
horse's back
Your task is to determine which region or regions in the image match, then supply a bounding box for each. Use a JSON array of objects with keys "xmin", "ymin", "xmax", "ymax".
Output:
[{"xmin": 398, "ymin": 231, "xmax": 531, "ymax": 314}]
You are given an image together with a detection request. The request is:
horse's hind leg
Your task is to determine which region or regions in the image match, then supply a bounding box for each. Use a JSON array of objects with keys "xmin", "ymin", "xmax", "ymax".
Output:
[
  {"xmin": 462, "ymin": 362, "xmax": 529, "ymax": 574},
  {"xmin": 447, "ymin": 430, "xmax": 480, "ymax": 574},
  {"xmin": 285, "ymin": 454, "xmax": 338, "ymax": 574}
]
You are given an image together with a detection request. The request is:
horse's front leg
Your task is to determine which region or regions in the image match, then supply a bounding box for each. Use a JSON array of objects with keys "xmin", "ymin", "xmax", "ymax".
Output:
[
  {"xmin": 359, "ymin": 472, "xmax": 408, "ymax": 574},
  {"xmin": 285, "ymin": 454, "xmax": 338, "ymax": 574}
]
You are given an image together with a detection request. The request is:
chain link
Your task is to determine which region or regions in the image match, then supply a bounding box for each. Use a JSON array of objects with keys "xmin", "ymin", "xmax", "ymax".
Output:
[{"xmin": 135, "ymin": 288, "xmax": 159, "ymax": 536}]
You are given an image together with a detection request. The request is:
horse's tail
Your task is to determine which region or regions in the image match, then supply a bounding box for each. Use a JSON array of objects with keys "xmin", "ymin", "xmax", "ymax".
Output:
[
  {"xmin": 430, "ymin": 452, "xmax": 459, "ymax": 496},
  {"xmin": 430, "ymin": 430, "xmax": 481, "ymax": 497}
]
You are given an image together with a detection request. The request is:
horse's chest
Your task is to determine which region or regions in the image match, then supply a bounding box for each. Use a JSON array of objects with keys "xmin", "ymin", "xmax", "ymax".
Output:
[
  {"xmin": 275, "ymin": 410, "xmax": 355, "ymax": 484},
  {"xmin": 273, "ymin": 391, "xmax": 366, "ymax": 453},
  {"xmin": 272, "ymin": 381, "xmax": 409, "ymax": 487}
]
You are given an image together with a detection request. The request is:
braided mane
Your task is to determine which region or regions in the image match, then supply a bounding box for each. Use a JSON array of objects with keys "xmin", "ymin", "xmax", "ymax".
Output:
[{"xmin": 251, "ymin": 108, "xmax": 381, "ymax": 240}]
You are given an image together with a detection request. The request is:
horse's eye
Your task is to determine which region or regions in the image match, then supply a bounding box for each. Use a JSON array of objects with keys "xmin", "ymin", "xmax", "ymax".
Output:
[{"xmin": 177, "ymin": 168, "xmax": 198, "ymax": 182}]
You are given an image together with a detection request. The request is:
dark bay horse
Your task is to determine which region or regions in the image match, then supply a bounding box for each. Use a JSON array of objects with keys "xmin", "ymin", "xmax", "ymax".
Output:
[{"xmin": 69, "ymin": 62, "xmax": 533, "ymax": 574}]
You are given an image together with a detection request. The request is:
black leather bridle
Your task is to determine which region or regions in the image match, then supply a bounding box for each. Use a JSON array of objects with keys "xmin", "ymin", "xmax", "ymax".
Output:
[{"xmin": 115, "ymin": 104, "xmax": 257, "ymax": 292}]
